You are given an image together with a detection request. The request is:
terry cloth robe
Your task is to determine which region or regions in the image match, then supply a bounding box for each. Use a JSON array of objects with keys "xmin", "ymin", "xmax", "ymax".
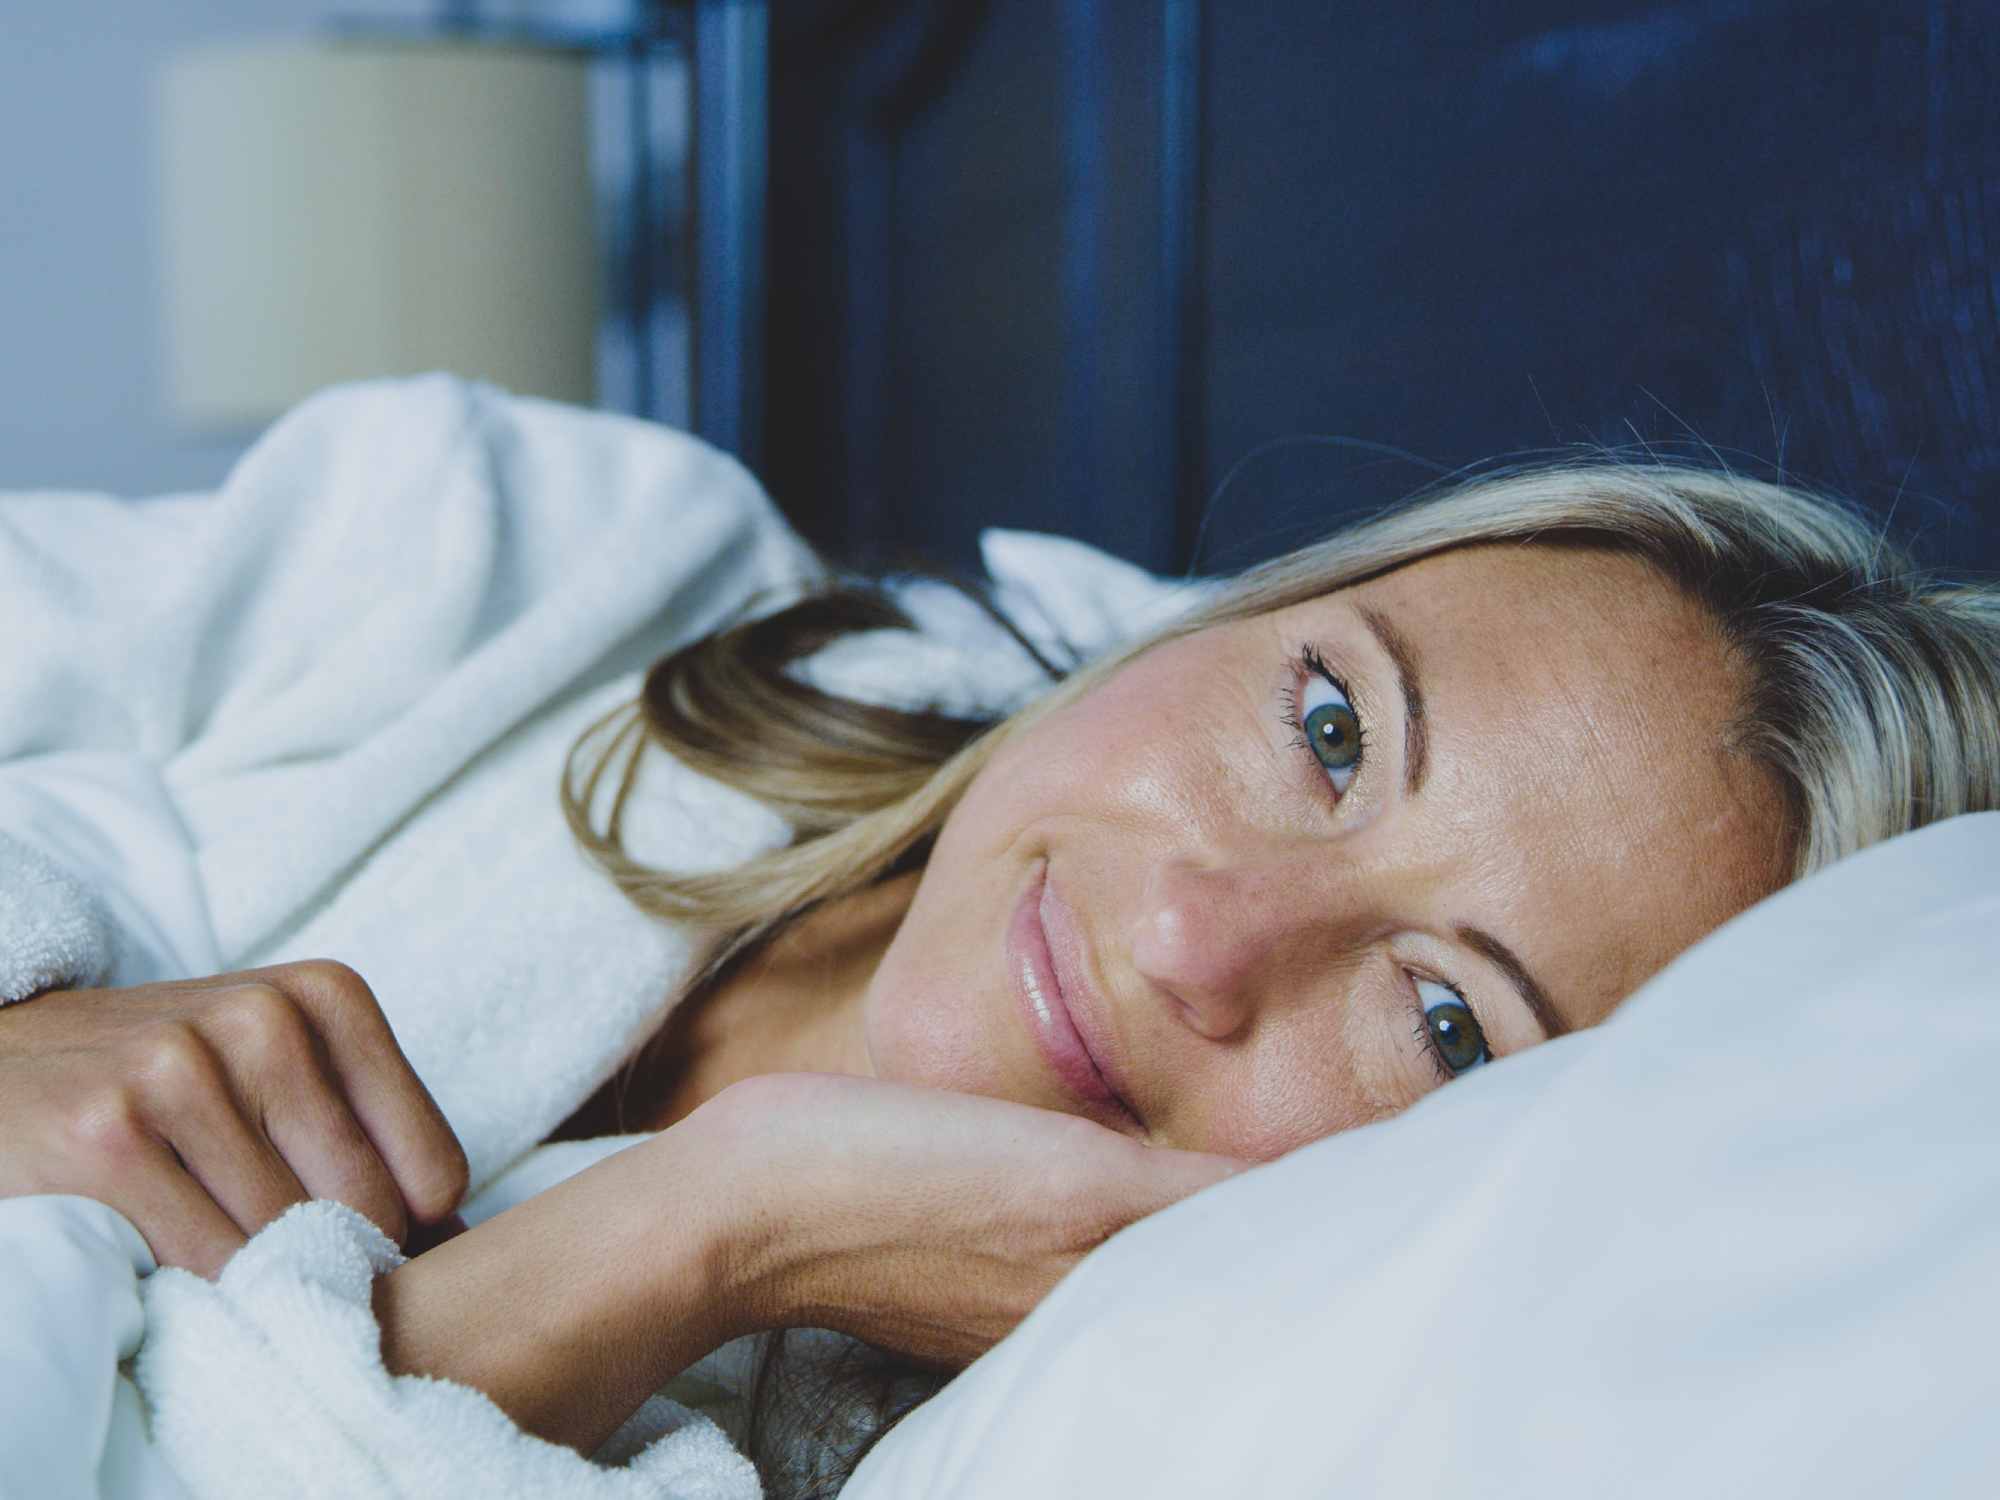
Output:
[{"xmin": 0, "ymin": 376, "xmax": 1203, "ymax": 1500}]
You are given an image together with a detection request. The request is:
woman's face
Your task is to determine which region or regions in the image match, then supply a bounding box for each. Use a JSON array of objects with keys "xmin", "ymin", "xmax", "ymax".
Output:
[{"xmin": 862, "ymin": 543, "xmax": 1791, "ymax": 1160}]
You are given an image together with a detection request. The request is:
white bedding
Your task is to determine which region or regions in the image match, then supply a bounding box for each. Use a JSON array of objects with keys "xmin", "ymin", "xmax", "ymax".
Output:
[
  {"xmin": 0, "ymin": 375, "xmax": 1202, "ymax": 1498},
  {"xmin": 4, "ymin": 375, "xmax": 1994, "ymax": 1498},
  {"xmin": 0, "ymin": 374, "xmax": 823, "ymax": 1498}
]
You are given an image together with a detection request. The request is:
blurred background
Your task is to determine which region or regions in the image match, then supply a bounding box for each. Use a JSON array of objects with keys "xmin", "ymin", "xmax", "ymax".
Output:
[
  {"xmin": 1, "ymin": 0, "xmax": 673, "ymax": 495},
  {"xmin": 5, "ymin": 1, "xmax": 1999, "ymax": 576}
]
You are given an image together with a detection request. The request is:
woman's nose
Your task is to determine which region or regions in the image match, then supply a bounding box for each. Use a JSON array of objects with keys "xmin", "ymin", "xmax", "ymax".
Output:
[{"xmin": 1128, "ymin": 861, "xmax": 1323, "ymax": 1040}]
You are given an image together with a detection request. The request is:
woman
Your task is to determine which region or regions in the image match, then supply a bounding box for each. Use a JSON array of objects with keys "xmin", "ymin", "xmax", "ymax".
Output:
[{"xmin": 4, "ymin": 381, "xmax": 1998, "ymax": 1494}]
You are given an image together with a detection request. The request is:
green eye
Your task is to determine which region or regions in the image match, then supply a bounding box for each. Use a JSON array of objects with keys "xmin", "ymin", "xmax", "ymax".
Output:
[
  {"xmin": 1417, "ymin": 979, "xmax": 1489, "ymax": 1078},
  {"xmin": 1297, "ymin": 663, "xmax": 1363, "ymax": 793},
  {"xmin": 1304, "ymin": 699, "xmax": 1361, "ymax": 771}
]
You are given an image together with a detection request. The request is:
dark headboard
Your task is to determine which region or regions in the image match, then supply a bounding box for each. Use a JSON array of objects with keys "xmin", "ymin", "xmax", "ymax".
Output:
[{"xmin": 751, "ymin": 0, "xmax": 2000, "ymax": 578}]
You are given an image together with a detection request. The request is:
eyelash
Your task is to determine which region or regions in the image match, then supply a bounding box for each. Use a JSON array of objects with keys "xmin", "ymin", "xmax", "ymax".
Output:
[{"xmin": 1278, "ymin": 644, "xmax": 1369, "ymax": 784}]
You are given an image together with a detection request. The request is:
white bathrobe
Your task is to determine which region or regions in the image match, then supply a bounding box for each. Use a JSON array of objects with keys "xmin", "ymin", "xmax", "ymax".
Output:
[{"xmin": 0, "ymin": 376, "xmax": 1202, "ymax": 1500}]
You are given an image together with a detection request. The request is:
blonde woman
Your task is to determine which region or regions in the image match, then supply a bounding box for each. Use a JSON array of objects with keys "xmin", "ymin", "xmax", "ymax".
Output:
[{"xmin": 1, "ymin": 378, "xmax": 1995, "ymax": 1497}]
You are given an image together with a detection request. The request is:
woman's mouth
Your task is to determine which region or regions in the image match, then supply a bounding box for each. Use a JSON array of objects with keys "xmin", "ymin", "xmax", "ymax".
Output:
[{"xmin": 1006, "ymin": 865, "xmax": 1142, "ymax": 1133}]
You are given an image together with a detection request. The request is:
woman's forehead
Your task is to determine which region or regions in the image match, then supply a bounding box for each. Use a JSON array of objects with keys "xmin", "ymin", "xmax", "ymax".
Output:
[
  {"xmin": 1242, "ymin": 545, "xmax": 1743, "ymax": 774},
  {"xmin": 1309, "ymin": 542, "xmax": 1707, "ymax": 638}
]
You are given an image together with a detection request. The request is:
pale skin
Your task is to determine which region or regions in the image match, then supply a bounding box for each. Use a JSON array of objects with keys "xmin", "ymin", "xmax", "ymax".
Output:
[{"xmin": 0, "ymin": 542, "xmax": 1792, "ymax": 1454}]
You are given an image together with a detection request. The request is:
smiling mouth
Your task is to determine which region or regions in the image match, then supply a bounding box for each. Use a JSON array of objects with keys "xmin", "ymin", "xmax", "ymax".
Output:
[{"xmin": 1005, "ymin": 865, "xmax": 1142, "ymax": 1133}]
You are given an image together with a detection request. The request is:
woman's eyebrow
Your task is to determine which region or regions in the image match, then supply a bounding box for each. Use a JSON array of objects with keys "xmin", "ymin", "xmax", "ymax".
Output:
[
  {"xmin": 1456, "ymin": 923, "xmax": 1570, "ymax": 1039},
  {"xmin": 1357, "ymin": 605, "xmax": 1428, "ymax": 795}
]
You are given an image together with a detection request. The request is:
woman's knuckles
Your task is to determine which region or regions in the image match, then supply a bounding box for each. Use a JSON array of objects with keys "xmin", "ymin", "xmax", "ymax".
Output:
[
  {"xmin": 0, "ymin": 967, "xmax": 474, "ymax": 1261},
  {"xmin": 267, "ymin": 960, "xmax": 392, "ymax": 1048},
  {"xmin": 53, "ymin": 1085, "xmax": 163, "ymax": 1187},
  {"xmin": 124, "ymin": 1021, "xmax": 227, "ymax": 1110},
  {"xmin": 280, "ymin": 957, "xmax": 371, "ymax": 1002},
  {"xmin": 200, "ymin": 984, "xmax": 316, "ymax": 1074}
]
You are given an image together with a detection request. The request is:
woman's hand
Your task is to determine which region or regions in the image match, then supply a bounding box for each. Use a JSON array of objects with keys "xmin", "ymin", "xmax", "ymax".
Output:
[
  {"xmin": 0, "ymin": 961, "xmax": 468, "ymax": 1275},
  {"xmin": 375, "ymin": 1073, "xmax": 1240, "ymax": 1452},
  {"xmin": 681, "ymin": 1072, "xmax": 1244, "ymax": 1366}
]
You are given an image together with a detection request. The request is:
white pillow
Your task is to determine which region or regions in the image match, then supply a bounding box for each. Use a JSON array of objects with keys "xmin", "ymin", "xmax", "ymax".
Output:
[
  {"xmin": 846, "ymin": 811, "xmax": 2000, "ymax": 1500},
  {"xmin": 794, "ymin": 529, "xmax": 1213, "ymax": 720}
]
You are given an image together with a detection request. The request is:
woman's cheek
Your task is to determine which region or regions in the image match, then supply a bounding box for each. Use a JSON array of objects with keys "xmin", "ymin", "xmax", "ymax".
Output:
[
  {"xmin": 1169, "ymin": 1022, "xmax": 1412, "ymax": 1160},
  {"xmin": 862, "ymin": 894, "xmax": 1042, "ymax": 1106},
  {"xmin": 867, "ymin": 1014, "xmax": 995, "ymax": 1097}
]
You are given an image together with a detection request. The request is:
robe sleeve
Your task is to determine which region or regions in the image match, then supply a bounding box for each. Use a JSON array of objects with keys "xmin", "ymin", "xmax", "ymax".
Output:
[{"xmin": 135, "ymin": 1201, "xmax": 758, "ymax": 1500}]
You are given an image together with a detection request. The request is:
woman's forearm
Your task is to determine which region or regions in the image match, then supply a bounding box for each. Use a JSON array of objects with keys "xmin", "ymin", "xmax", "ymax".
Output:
[
  {"xmin": 372, "ymin": 1133, "xmax": 740, "ymax": 1454},
  {"xmin": 370, "ymin": 1073, "xmax": 1238, "ymax": 1456}
]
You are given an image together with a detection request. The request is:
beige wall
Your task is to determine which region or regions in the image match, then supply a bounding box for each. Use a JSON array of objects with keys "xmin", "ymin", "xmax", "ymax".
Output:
[{"xmin": 0, "ymin": 0, "xmax": 640, "ymax": 496}]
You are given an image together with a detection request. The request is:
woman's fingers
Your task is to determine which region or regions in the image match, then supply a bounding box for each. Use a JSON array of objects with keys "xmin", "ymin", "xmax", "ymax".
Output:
[
  {"xmin": 55, "ymin": 1079, "xmax": 255, "ymax": 1278},
  {"xmin": 115, "ymin": 1154, "xmax": 253, "ymax": 1279},
  {"xmin": 0, "ymin": 961, "xmax": 469, "ymax": 1276},
  {"xmin": 126, "ymin": 1017, "xmax": 314, "ymax": 1237},
  {"xmin": 238, "ymin": 962, "xmax": 468, "ymax": 1227},
  {"xmin": 187, "ymin": 979, "xmax": 413, "ymax": 1244}
]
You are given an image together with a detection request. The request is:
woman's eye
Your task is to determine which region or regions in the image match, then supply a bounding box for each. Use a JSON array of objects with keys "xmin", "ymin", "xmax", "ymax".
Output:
[
  {"xmin": 1298, "ymin": 664, "xmax": 1363, "ymax": 793},
  {"xmin": 1416, "ymin": 979, "xmax": 1490, "ymax": 1079}
]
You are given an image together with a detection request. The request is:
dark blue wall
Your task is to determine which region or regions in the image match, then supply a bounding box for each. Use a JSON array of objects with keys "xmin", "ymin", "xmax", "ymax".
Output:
[{"xmin": 764, "ymin": 0, "xmax": 2000, "ymax": 577}]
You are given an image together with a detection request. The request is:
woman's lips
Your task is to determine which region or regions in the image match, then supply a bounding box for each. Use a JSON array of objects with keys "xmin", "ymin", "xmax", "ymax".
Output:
[{"xmin": 1006, "ymin": 866, "xmax": 1141, "ymax": 1132}]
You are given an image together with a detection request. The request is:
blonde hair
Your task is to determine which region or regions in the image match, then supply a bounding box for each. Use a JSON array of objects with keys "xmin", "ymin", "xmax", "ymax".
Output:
[{"xmin": 566, "ymin": 461, "xmax": 2000, "ymax": 968}]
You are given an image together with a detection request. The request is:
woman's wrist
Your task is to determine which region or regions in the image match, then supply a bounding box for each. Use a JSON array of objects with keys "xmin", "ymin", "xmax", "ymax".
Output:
[{"xmin": 374, "ymin": 1127, "xmax": 756, "ymax": 1453}]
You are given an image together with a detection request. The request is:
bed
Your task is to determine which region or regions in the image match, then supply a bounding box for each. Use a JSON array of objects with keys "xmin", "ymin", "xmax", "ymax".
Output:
[
  {"xmin": 0, "ymin": 377, "xmax": 1994, "ymax": 1500},
  {"xmin": 5, "ymin": 0, "xmax": 2000, "ymax": 1493}
]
